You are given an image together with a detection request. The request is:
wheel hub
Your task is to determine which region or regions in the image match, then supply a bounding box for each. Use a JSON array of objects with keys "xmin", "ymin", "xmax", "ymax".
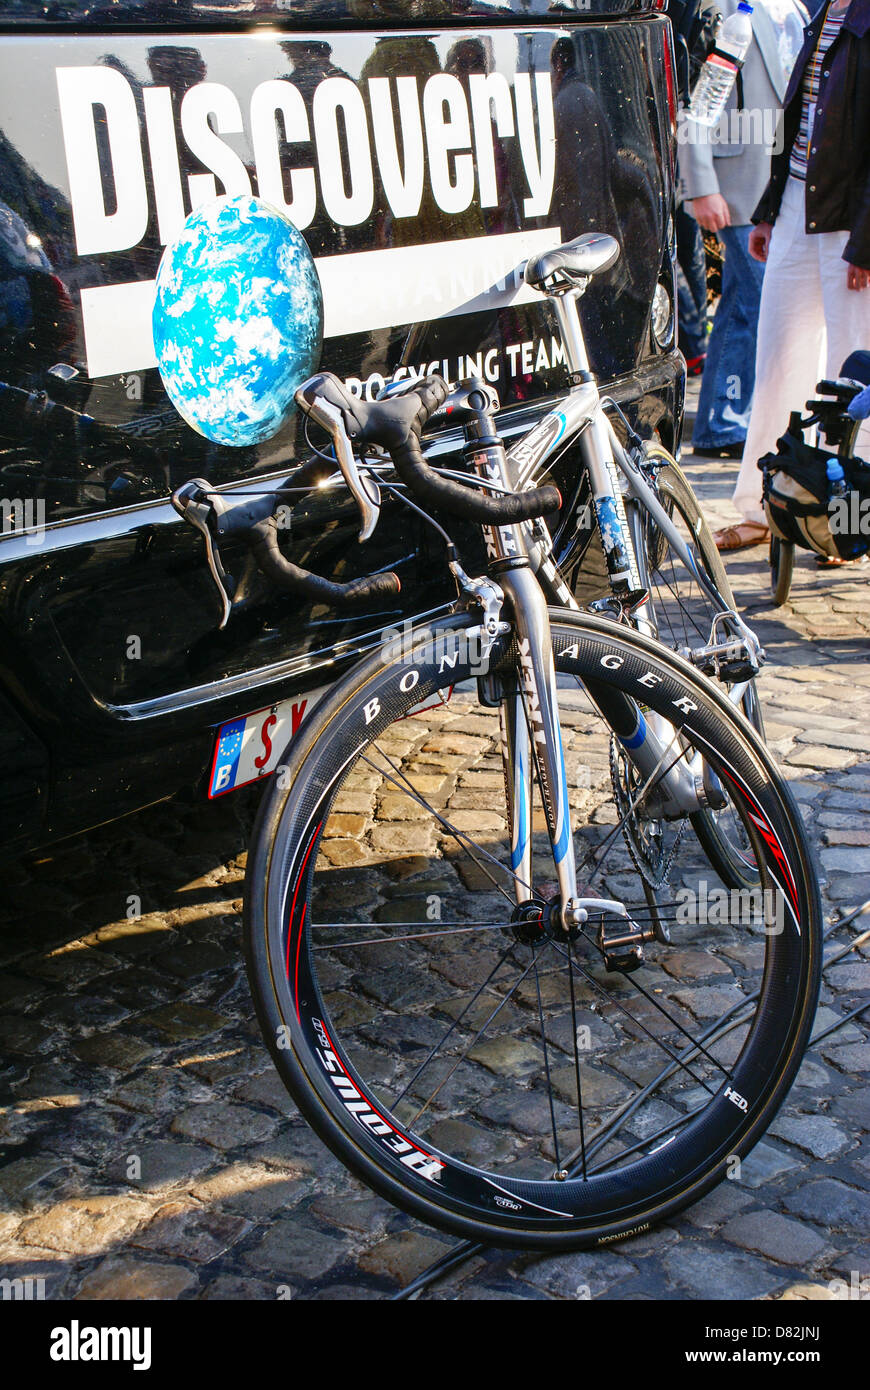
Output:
[{"xmin": 509, "ymin": 898, "xmax": 553, "ymax": 945}]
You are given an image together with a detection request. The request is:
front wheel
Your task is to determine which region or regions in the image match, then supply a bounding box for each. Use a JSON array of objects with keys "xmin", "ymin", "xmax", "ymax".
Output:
[{"xmin": 244, "ymin": 609, "xmax": 820, "ymax": 1250}]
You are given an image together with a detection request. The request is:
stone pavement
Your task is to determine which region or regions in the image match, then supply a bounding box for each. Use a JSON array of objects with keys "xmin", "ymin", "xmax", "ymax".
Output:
[{"xmin": 1, "ymin": 398, "xmax": 868, "ymax": 1302}]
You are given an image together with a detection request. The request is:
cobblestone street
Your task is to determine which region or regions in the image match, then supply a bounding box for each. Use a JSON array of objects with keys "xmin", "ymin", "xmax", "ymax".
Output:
[{"xmin": 1, "ymin": 407, "xmax": 869, "ymax": 1302}]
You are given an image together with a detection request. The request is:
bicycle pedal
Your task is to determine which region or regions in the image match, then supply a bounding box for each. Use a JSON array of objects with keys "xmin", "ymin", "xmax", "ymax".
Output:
[
  {"xmin": 717, "ymin": 658, "xmax": 759, "ymax": 684},
  {"xmin": 683, "ymin": 612, "xmax": 764, "ymax": 685},
  {"xmin": 597, "ymin": 916, "xmax": 655, "ymax": 973},
  {"xmin": 602, "ymin": 940, "xmax": 645, "ymax": 973}
]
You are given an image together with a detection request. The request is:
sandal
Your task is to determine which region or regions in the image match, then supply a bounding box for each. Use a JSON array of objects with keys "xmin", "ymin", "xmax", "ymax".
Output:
[
  {"xmin": 816, "ymin": 552, "xmax": 868, "ymax": 567},
  {"xmin": 713, "ymin": 521, "xmax": 770, "ymax": 552}
]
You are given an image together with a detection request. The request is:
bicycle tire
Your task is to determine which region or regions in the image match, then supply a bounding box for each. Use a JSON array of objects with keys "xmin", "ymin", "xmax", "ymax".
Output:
[
  {"xmin": 244, "ymin": 608, "xmax": 820, "ymax": 1249},
  {"xmin": 770, "ymin": 535, "xmax": 795, "ymax": 606}
]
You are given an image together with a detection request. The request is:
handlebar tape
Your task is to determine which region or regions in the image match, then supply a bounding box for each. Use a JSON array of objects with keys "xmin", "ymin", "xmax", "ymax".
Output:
[
  {"xmin": 390, "ymin": 431, "xmax": 562, "ymax": 525},
  {"xmin": 356, "ymin": 377, "xmax": 562, "ymax": 524},
  {"xmin": 248, "ymin": 517, "xmax": 400, "ymax": 606}
]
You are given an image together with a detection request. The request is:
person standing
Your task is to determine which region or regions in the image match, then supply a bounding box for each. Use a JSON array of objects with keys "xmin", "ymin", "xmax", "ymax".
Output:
[
  {"xmin": 682, "ymin": 0, "xmax": 807, "ymax": 460},
  {"xmin": 713, "ymin": 0, "xmax": 870, "ymax": 550}
]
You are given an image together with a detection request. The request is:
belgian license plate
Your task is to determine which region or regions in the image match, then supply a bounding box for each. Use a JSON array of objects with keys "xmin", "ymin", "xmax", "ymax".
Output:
[{"xmin": 208, "ymin": 684, "xmax": 452, "ymax": 797}]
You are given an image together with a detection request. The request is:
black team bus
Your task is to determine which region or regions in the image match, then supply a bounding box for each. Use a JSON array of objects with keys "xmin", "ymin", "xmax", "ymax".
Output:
[{"xmin": 0, "ymin": 0, "xmax": 682, "ymax": 852}]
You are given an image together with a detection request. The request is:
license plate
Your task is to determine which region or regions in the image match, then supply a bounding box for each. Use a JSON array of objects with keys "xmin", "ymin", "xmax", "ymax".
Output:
[{"xmin": 208, "ymin": 683, "xmax": 452, "ymax": 797}]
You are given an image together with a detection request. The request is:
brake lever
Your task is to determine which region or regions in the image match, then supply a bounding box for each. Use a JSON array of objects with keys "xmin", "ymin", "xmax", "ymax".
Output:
[
  {"xmin": 294, "ymin": 385, "xmax": 380, "ymax": 541},
  {"xmin": 171, "ymin": 478, "xmax": 234, "ymax": 629}
]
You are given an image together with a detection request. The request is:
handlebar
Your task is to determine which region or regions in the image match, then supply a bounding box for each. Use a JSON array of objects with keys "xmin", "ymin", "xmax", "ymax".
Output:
[
  {"xmin": 171, "ymin": 478, "xmax": 400, "ymax": 630},
  {"xmin": 174, "ymin": 370, "xmax": 562, "ymax": 627},
  {"xmin": 295, "ymin": 371, "xmax": 561, "ymax": 527}
]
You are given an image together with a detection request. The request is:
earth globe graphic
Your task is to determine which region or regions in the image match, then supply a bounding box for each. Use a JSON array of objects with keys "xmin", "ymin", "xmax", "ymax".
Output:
[{"xmin": 153, "ymin": 195, "xmax": 323, "ymax": 447}]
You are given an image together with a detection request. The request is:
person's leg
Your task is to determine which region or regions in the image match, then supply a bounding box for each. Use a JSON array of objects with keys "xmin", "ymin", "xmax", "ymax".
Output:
[
  {"xmin": 820, "ymin": 230, "xmax": 870, "ymax": 457},
  {"xmin": 693, "ymin": 224, "xmax": 765, "ymax": 450},
  {"xmin": 731, "ymin": 177, "xmax": 827, "ymax": 525},
  {"xmin": 675, "ymin": 203, "xmax": 708, "ymax": 366}
]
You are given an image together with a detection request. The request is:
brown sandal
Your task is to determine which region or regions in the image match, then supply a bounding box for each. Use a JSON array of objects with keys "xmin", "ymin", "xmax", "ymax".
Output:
[
  {"xmin": 816, "ymin": 552, "xmax": 868, "ymax": 567},
  {"xmin": 714, "ymin": 521, "xmax": 770, "ymax": 552}
]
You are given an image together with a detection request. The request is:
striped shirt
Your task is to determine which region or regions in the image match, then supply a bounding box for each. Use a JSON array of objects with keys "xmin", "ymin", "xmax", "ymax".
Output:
[{"xmin": 789, "ymin": 6, "xmax": 846, "ymax": 179}]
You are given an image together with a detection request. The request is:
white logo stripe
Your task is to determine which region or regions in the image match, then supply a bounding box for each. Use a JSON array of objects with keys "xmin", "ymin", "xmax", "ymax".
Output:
[{"xmin": 81, "ymin": 226, "xmax": 561, "ymax": 380}]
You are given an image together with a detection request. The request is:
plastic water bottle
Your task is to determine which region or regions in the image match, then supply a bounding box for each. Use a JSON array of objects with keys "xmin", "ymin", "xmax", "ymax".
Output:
[
  {"xmin": 689, "ymin": 3, "xmax": 755, "ymax": 127},
  {"xmin": 826, "ymin": 457, "xmax": 847, "ymax": 498}
]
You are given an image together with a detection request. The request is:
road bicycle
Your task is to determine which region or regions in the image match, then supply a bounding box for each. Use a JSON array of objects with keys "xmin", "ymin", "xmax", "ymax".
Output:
[{"xmin": 174, "ymin": 233, "xmax": 820, "ymax": 1249}]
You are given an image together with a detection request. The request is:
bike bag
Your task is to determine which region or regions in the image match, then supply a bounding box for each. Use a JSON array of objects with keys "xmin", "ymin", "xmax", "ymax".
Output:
[{"xmin": 758, "ymin": 430, "xmax": 870, "ymax": 560}]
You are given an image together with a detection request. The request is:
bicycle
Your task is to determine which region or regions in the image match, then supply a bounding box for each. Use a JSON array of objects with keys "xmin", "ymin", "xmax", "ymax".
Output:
[
  {"xmin": 181, "ymin": 232, "xmax": 767, "ymax": 895},
  {"xmin": 173, "ymin": 232, "xmax": 821, "ymax": 1250}
]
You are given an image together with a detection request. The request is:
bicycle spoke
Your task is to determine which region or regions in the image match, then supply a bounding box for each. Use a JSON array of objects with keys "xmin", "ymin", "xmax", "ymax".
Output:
[
  {"xmin": 315, "ymin": 923, "xmax": 515, "ymax": 949},
  {"xmin": 550, "ymin": 937, "xmax": 720, "ymax": 1098},
  {"xmin": 577, "ymin": 924, "xmax": 736, "ymax": 1082},
  {"xmin": 361, "ymin": 743, "xmax": 532, "ymax": 907},
  {"xmin": 391, "ymin": 939, "xmax": 522, "ymax": 1109},
  {"xmin": 534, "ymin": 950, "xmax": 563, "ymax": 1173},
  {"xmin": 401, "ymin": 949, "xmax": 543, "ymax": 1129}
]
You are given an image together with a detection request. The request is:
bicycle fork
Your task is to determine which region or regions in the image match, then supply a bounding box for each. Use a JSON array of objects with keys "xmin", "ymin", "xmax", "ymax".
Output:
[
  {"xmin": 498, "ymin": 563, "xmax": 578, "ymax": 920},
  {"xmin": 460, "ymin": 388, "xmax": 629, "ymax": 933}
]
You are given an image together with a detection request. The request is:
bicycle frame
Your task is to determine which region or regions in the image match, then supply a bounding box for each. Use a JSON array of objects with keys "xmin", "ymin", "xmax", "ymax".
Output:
[
  {"xmin": 512, "ymin": 393, "xmax": 758, "ymax": 712},
  {"xmin": 462, "ymin": 397, "xmax": 715, "ymax": 932},
  {"xmin": 467, "ymin": 283, "xmax": 760, "ymax": 916},
  {"xmin": 519, "ymin": 289, "xmax": 759, "ymax": 696},
  {"xmin": 506, "ymin": 301, "xmax": 755, "ymax": 660}
]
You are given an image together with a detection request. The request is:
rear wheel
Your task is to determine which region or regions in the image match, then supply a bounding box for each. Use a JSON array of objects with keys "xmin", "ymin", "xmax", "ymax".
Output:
[
  {"xmin": 633, "ymin": 447, "xmax": 764, "ymax": 891},
  {"xmin": 244, "ymin": 610, "xmax": 820, "ymax": 1249},
  {"xmin": 770, "ymin": 535, "xmax": 795, "ymax": 606}
]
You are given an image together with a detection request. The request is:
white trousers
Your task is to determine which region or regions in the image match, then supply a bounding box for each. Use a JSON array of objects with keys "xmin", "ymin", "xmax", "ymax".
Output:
[{"xmin": 734, "ymin": 175, "xmax": 870, "ymax": 524}]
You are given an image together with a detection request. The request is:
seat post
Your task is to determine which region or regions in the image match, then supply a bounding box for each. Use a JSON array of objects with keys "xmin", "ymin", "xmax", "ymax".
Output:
[{"xmin": 549, "ymin": 288, "xmax": 592, "ymax": 380}]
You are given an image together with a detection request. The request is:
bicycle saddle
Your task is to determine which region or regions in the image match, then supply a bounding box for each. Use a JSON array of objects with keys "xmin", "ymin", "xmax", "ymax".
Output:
[{"xmin": 523, "ymin": 233, "xmax": 620, "ymax": 293}]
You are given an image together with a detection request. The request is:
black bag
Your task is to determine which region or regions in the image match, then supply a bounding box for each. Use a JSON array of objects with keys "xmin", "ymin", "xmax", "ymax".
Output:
[{"xmin": 758, "ymin": 431, "xmax": 870, "ymax": 560}]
